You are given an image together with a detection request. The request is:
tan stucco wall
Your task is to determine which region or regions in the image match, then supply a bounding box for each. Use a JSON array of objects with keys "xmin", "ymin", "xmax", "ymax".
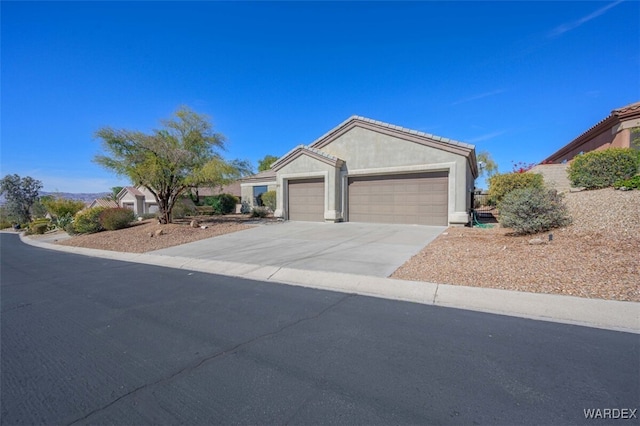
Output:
[
  {"xmin": 274, "ymin": 155, "xmax": 341, "ymax": 221},
  {"xmin": 319, "ymin": 126, "xmax": 472, "ymax": 224},
  {"xmin": 240, "ymin": 182, "xmax": 277, "ymax": 209}
]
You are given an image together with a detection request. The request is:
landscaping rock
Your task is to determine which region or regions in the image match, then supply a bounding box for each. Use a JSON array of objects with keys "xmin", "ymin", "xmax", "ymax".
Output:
[
  {"xmin": 148, "ymin": 232, "xmax": 154, "ymax": 238},
  {"xmin": 200, "ymin": 225, "xmax": 208, "ymax": 229},
  {"xmin": 154, "ymin": 229, "xmax": 164, "ymax": 237},
  {"xmin": 528, "ymin": 238, "xmax": 545, "ymax": 245},
  {"xmin": 190, "ymin": 220, "xmax": 199, "ymax": 228}
]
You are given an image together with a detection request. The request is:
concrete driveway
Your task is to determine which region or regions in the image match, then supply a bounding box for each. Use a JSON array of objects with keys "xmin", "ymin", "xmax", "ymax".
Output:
[{"xmin": 151, "ymin": 221, "xmax": 446, "ymax": 277}]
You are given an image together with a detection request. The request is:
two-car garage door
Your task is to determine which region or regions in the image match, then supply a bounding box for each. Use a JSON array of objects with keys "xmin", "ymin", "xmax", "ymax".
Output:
[
  {"xmin": 348, "ymin": 171, "xmax": 448, "ymax": 226},
  {"xmin": 287, "ymin": 172, "xmax": 448, "ymax": 225}
]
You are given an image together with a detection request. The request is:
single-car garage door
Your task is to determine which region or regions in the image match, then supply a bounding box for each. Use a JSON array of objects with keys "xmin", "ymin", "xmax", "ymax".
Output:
[
  {"xmin": 288, "ymin": 178, "xmax": 324, "ymax": 221},
  {"xmin": 348, "ymin": 171, "xmax": 448, "ymax": 225}
]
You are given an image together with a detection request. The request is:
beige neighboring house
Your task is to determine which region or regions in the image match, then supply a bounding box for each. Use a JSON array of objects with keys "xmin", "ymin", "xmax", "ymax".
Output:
[
  {"xmin": 532, "ymin": 101, "xmax": 640, "ymax": 191},
  {"xmin": 241, "ymin": 116, "xmax": 478, "ymax": 226},
  {"xmin": 116, "ymin": 186, "xmax": 159, "ymax": 216},
  {"xmin": 542, "ymin": 101, "xmax": 640, "ymax": 164},
  {"xmin": 88, "ymin": 198, "xmax": 119, "ymax": 209}
]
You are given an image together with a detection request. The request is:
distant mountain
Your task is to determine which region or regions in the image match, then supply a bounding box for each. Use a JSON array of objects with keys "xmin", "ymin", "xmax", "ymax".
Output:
[{"xmin": 0, "ymin": 192, "xmax": 110, "ymax": 206}]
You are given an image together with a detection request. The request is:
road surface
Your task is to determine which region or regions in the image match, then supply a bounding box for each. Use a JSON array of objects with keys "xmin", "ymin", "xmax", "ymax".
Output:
[{"xmin": 1, "ymin": 233, "xmax": 638, "ymax": 424}]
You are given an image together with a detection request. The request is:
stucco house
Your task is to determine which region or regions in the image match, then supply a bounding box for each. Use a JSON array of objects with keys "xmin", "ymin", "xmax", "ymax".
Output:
[
  {"xmin": 531, "ymin": 101, "xmax": 640, "ymax": 191},
  {"xmin": 241, "ymin": 116, "xmax": 477, "ymax": 226},
  {"xmin": 117, "ymin": 186, "xmax": 159, "ymax": 216},
  {"xmin": 542, "ymin": 101, "xmax": 640, "ymax": 164}
]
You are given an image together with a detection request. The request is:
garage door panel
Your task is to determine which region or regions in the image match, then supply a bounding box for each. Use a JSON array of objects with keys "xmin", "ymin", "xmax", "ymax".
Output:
[
  {"xmin": 288, "ymin": 178, "xmax": 324, "ymax": 222},
  {"xmin": 348, "ymin": 172, "xmax": 448, "ymax": 226}
]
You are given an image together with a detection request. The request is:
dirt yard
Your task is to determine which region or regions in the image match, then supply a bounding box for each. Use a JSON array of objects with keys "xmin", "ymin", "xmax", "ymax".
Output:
[
  {"xmin": 393, "ymin": 188, "xmax": 640, "ymax": 302},
  {"xmin": 49, "ymin": 188, "xmax": 639, "ymax": 302},
  {"xmin": 56, "ymin": 214, "xmax": 273, "ymax": 253}
]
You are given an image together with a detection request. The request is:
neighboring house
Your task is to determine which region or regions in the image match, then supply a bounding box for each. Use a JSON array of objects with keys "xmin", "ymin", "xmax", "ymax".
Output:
[
  {"xmin": 532, "ymin": 101, "xmax": 640, "ymax": 192},
  {"xmin": 189, "ymin": 182, "xmax": 242, "ymax": 203},
  {"xmin": 542, "ymin": 101, "xmax": 640, "ymax": 164},
  {"xmin": 117, "ymin": 186, "xmax": 159, "ymax": 216},
  {"xmin": 88, "ymin": 198, "xmax": 119, "ymax": 209},
  {"xmin": 116, "ymin": 185, "xmax": 239, "ymax": 216},
  {"xmin": 241, "ymin": 116, "xmax": 477, "ymax": 226}
]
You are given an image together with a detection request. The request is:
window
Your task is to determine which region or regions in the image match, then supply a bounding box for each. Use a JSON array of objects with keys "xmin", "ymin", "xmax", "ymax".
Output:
[{"xmin": 253, "ymin": 185, "xmax": 268, "ymax": 206}]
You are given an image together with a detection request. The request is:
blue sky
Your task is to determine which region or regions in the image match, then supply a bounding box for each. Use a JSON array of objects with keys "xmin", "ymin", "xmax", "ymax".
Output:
[{"xmin": 2, "ymin": 1, "xmax": 639, "ymax": 192}]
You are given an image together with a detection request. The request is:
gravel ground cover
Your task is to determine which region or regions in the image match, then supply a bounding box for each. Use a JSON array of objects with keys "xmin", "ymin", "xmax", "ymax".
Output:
[
  {"xmin": 56, "ymin": 215, "xmax": 266, "ymax": 253},
  {"xmin": 392, "ymin": 188, "xmax": 640, "ymax": 302},
  {"xmin": 41, "ymin": 189, "xmax": 639, "ymax": 302}
]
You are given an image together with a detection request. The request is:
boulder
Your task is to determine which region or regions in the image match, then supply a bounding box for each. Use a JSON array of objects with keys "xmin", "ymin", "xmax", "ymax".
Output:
[
  {"xmin": 155, "ymin": 229, "xmax": 164, "ymax": 237},
  {"xmin": 190, "ymin": 220, "xmax": 199, "ymax": 228}
]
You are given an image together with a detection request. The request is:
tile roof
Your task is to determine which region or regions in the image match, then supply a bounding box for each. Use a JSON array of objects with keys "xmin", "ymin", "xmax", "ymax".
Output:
[
  {"xmin": 90, "ymin": 198, "xmax": 119, "ymax": 208},
  {"xmin": 309, "ymin": 115, "xmax": 475, "ymax": 150},
  {"xmin": 271, "ymin": 144, "xmax": 343, "ymax": 170}
]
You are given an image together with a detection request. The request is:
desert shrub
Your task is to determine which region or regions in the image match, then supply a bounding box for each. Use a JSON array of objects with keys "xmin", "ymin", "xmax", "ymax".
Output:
[
  {"xmin": 172, "ymin": 198, "xmax": 197, "ymax": 219},
  {"xmin": 613, "ymin": 175, "xmax": 640, "ymax": 190},
  {"xmin": 31, "ymin": 222, "xmax": 49, "ymax": 234},
  {"xmin": 53, "ymin": 213, "xmax": 74, "ymax": 230},
  {"xmin": 195, "ymin": 206, "xmax": 215, "ymax": 215},
  {"xmin": 99, "ymin": 207, "xmax": 135, "ymax": 231},
  {"xmin": 488, "ymin": 172, "xmax": 545, "ymax": 205},
  {"xmin": 140, "ymin": 212, "xmax": 157, "ymax": 220},
  {"xmin": 250, "ymin": 207, "xmax": 269, "ymax": 218},
  {"xmin": 567, "ymin": 148, "xmax": 639, "ymax": 189},
  {"xmin": 499, "ymin": 187, "xmax": 572, "ymax": 235},
  {"xmin": 240, "ymin": 201, "xmax": 251, "ymax": 214},
  {"xmin": 26, "ymin": 218, "xmax": 52, "ymax": 235},
  {"xmin": 204, "ymin": 193, "xmax": 238, "ymax": 215},
  {"xmin": 0, "ymin": 220, "xmax": 12, "ymax": 230},
  {"xmin": 73, "ymin": 207, "xmax": 106, "ymax": 234},
  {"xmin": 261, "ymin": 190, "xmax": 276, "ymax": 211}
]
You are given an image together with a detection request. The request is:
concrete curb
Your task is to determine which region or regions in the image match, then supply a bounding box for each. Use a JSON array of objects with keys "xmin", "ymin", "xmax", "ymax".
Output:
[{"xmin": 20, "ymin": 233, "xmax": 640, "ymax": 334}]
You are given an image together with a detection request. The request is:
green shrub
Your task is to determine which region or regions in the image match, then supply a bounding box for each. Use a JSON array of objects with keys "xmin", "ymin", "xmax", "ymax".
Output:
[
  {"xmin": 195, "ymin": 206, "xmax": 215, "ymax": 215},
  {"xmin": 204, "ymin": 193, "xmax": 239, "ymax": 215},
  {"xmin": 53, "ymin": 213, "xmax": 74, "ymax": 230},
  {"xmin": 73, "ymin": 207, "xmax": 106, "ymax": 234},
  {"xmin": 0, "ymin": 220, "xmax": 12, "ymax": 230},
  {"xmin": 42, "ymin": 197, "xmax": 85, "ymax": 219},
  {"xmin": 568, "ymin": 148, "xmax": 639, "ymax": 189},
  {"xmin": 261, "ymin": 190, "xmax": 276, "ymax": 211},
  {"xmin": 31, "ymin": 222, "xmax": 49, "ymax": 234},
  {"xmin": 99, "ymin": 207, "xmax": 135, "ymax": 231},
  {"xmin": 499, "ymin": 187, "xmax": 572, "ymax": 235},
  {"xmin": 613, "ymin": 175, "xmax": 640, "ymax": 190},
  {"xmin": 488, "ymin": 172, "xmax": 544, "ymax": 205},
  {"xmin": 250, "ymin": 207, "xmax": 269, "ymax": 218}
]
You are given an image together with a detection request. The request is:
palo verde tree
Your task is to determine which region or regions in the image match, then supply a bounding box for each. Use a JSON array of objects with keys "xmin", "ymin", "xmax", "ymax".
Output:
[
  {"xmin": 94, "ymin": 106, "xmax": 246, "ymax": 224},
  {"xmin": 0, "ymin": 174, "xmax": 43, "ymax": 224}
]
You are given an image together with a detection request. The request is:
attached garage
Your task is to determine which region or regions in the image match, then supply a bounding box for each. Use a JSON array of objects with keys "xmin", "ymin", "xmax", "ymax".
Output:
[
  {"xmin": 348, "ymin": 172, "xmax": 449, "ymax": 226},
  {"xmin": 288, "ymin": 178, "xmax": 325, "ymax": 221}
]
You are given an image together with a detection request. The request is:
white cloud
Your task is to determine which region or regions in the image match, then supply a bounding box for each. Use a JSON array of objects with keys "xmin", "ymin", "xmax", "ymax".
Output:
[
  {"xmin": 468, "ymin": 130, "xmax": 508, "ymax": 143},
  {"xmin": 452, "ymin": 89, "xmax": 506, "ymax": 106},
  {"xmin": 548, "ymin": 1, "xmax": 623, "ymax": 38}
]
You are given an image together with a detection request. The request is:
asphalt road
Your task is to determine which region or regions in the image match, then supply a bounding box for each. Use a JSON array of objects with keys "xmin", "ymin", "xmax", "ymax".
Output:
[{"xmin": 1, "ymin": 233, "xmax": 638, "ymax": 425}]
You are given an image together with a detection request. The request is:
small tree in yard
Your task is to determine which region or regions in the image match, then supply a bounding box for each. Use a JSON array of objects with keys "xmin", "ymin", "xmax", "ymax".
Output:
[
  {"xmin": 0, "ymin": 174, "xmax": 43, "ymax": 224},
  {"xmin": 43, "ymin": 197, "xmax": 85, "ymax": 220},
  {"xmin": 94, "ymin": 106, "xmax": 247, "ymax": 224},
  {"xmin": 258, "ymin": 155, "xmax": 278, "ymax": 172},
  {"xmin": 499, "ymin": 187, "xmax": 572, "ymax": 235}
]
